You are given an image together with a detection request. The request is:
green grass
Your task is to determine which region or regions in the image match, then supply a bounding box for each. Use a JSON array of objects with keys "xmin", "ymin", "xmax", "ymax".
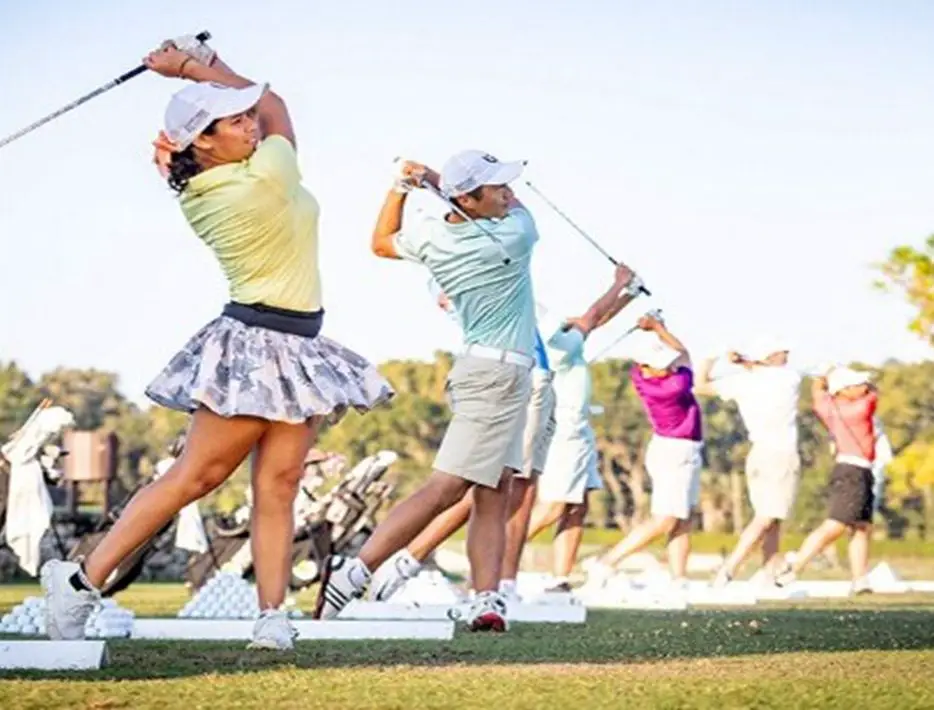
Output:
[{"xmin": 1, "ymin": 585, "xmax": 933, "ymax": 708}]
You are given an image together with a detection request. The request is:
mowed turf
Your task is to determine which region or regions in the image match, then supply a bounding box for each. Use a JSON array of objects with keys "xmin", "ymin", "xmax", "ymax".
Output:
[{"xmin": 1, "ymin": 585, "xmax": 933, "ymax": 709}]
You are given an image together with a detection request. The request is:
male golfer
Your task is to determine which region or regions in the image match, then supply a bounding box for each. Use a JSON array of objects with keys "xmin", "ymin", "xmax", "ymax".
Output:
[{"xmin": 693, "ymin": 338, "xmax": 803, "ymax": 586}]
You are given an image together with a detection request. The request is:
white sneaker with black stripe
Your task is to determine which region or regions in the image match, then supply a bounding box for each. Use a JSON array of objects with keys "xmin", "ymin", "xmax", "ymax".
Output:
[{"xmin": 314, "ymin": 555, "xmax": 368, "ymax": 620}]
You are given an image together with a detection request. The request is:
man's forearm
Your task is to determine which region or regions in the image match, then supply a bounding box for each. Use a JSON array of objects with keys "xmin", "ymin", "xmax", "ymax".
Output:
[
  {"xmin": 692, "ymin": 356, "xmax": 719, "ymax": 396},
  {"xmin": 371, "ymin": 192, "xmax": 407, "ymax": 258},
  {"xmin": 653, "ymin": 323, "xmax": 687, "ymax": 354},
  {"xmin": 581, "ymin": 280, "xmax": 630, "ymax": 333},
  {"xmin": 595, "ymin": 293, "xmax": 636, "ymax": 328}
]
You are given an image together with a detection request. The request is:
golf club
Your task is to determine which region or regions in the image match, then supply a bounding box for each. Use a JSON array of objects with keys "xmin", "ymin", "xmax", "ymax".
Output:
[
  {"xmin": 524, "ymin": 180, "xmax": 651, "ymax": 297},
  {"xmin": 0, "ymin": 31, "xmax": 211, "ymax": 150},
  {"xmin": 590, "ymin": 308, "xmax": 664, "ymax": 361}
]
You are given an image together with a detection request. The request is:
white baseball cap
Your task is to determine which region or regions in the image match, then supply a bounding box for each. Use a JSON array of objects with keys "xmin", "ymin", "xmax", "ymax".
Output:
[
  {"xmin": 440, "ymin": 149, "xmax": 526, "ymax": 198},
  {"xmin": 629, "ymin": 333, "xmax": 682, "ymax": 370},
  {"xmin": 742, "ymin": 335, "xmax": 791, "ymax": 362},
  {"xmin": 163, "ymin": 82, "xmax": 267, "ymax": 149},
  {"xmin": 827, "ymin": 367, "xmax": 872, "ymax": 395}
]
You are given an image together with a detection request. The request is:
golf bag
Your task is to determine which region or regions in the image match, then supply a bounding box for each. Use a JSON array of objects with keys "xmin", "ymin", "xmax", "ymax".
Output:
[{"xmin": 184, "ymin": 450, "xmax": 398, "ymax": 591}]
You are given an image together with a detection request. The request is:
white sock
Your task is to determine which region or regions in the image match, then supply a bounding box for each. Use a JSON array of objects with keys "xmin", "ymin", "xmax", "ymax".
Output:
[
  {"xmin": 499, "ymin": 579, "xmax": 517, "ymax": 594},
  {"xmin": 396, "ymin": 549, "xmax": 423, "ymax": 579},
  {"xmin": 347, "ymin": 558, "xmax": 372, "ymax": 590}
]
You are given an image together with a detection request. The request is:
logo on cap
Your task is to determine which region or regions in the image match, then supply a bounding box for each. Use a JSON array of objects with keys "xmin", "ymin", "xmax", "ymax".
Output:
[{"xmin": 481, "ymin": 154, "xmax": 499, "ymax": 164}]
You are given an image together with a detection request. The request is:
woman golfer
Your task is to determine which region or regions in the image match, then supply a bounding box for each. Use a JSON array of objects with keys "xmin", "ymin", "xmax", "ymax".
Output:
[{"xmin": 41, "ymin": 38, "xmax": 392, "ymax": 650}]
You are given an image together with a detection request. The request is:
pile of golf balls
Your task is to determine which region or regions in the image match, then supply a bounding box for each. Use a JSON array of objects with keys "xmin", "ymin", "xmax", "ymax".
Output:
[
  {"xmin": 177, "ymin": 572, "xmax": 304, "ymax": 619},
  {"xmin": 0, "ymin": 597, "xmax": 134, "ymax": 638},
  {"xmin": 389, "ymin": 569, "xmax": 466, "ymax": 605}
]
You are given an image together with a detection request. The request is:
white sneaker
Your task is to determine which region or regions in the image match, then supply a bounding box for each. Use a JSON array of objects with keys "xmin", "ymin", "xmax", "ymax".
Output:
[
  {"xmin": 370, "ymin": 551, "xmax": 420, "ymax": 602},
  {"xmin": 499, "ymin": 586, "xmax": 523, "ymax": 607},
  {"xmin": 774, "ymin": 563, "xmax": 796, "ymax": 588},
  {"xmin": 851, "ymin": 576, "xmax": 873, "ymax": 596},
  {"xmin": 247, "ymin": 609, "xmax": 298, "ymax": 650},
  {"xmin": 314, "ymin": 555, "xmax": 367, "ymax": 620},
  {"xmin": 586, "ymin": 560, "xmax": 614, "ymax": 588},
  {"xmin": 464, "ymin": 590, "xmax": 509, "ymax": 633},
  {"xmin": 711, "ymin": 567, "xmax": 733, "ymax": 589},
  {"xmin": 41, "ymin": 560, "xmax": 99, "ymax": 640}
]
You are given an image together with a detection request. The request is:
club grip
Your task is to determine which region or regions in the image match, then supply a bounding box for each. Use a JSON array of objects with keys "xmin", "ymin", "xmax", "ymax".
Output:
[
  {"xmin": 639, "ymin": 285, "xmax": 652, "ymax": 297},
  {"xmin": 195, "ymin": 31, "xmax": 212, "ymax": 42}
]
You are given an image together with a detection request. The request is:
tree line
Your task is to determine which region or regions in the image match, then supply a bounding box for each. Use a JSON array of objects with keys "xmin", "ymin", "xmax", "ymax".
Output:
[{"xmin": 2, "ymin": 355, "xmax": 932, "ymax": 539}]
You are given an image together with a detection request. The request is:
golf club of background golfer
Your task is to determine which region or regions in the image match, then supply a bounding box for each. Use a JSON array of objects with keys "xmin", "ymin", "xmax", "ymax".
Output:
[{"xmin": 1, "ymin": 2, "xmax": 932, "ymax": 404}]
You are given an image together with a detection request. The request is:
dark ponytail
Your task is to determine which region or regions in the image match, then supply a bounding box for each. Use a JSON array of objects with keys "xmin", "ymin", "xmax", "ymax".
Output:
[{"xmin": 165, "ymin": 120, "xmax": 218, "ymax": 194}]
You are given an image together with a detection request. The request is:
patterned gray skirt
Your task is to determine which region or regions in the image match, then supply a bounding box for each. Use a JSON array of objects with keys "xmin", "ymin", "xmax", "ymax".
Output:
[{"xmin": 145, "ymin": 315, "xmax": 394, "ymax": 425}]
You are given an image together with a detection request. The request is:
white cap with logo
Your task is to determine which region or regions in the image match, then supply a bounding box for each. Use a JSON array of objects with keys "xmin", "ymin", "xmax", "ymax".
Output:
[
  {"xmin": 164, "ymin": 82, "xmax": 267, "ymax": 149},
  {"xmin": 440, "ymin": 149, "xmax": 526, "ymax": 198}
]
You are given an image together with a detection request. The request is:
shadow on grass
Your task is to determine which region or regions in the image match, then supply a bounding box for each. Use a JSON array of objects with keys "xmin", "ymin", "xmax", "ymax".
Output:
[{"xmin": 3, "ymin": 607, "xmax": 934, "ymax": 681}]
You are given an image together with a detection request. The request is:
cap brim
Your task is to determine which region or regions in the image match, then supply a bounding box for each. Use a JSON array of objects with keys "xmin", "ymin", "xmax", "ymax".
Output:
[
  {"xmin": 211, "ymin": 83, "xmax": 266, "ymax": 121},
  {"xmin": 482, "ymin": 160, "xmax": 525, "ymax": 187}
]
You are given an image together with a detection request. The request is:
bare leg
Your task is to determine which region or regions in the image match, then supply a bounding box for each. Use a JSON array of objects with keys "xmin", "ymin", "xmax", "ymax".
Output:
[
  {"xmin": 791, "ymin": 519, "xmax": 848, "ymax": 574},
  {"xmin": 761, "ymin": 520, "xmax": 782, "ymax": 571},
  {"xmin": 666, "ymin": 518, "xmax": 693, "ymax": 579},
  {"xmin": 526, "ymin": 501, "xmax": 565, "ymax": 541},
  {"xmin": 848, "ymin": 523, "xmax": 872, "ymax": 580},
  {"xmin": 602, "ymin": 516, "xmax": 678, "ymax": 568},
  {"xmin": 83, "ymin": 408, "xmax": 267, "ymax": 588},
  {"xmin": 501, "ymin": 476, "xmax": 538, "ymax": 580},
  {"xmin": 250, "ymin": 417, "xmax": 320, "ymax": 610},
  {"xmin": 468, "ymin": 468, "xmax": 513, "ymax": 592},
  {"xmin": 408, "ymin": 491, "xmax": 472, "ymax": 561},
  {"xmin": 359, "ymin": 471, "xmax": 471, "ymax": 572},
  {"xmin": 721, "ymin": 516, "xmax": 777, "ymax": 578},
  {"xmin": 552, "ymin": 501, "xmax": 588, "ymax": 578}
]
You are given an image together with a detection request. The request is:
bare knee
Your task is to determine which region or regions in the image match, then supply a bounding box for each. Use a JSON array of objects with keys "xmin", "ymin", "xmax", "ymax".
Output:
[
  {"xmin": 656, "ymin": 516, "xmax": 679, "ymax": 535},
  {"xmin": 254, "ymin": 463, "xmax": 304, "ymax": 503},
  {"xmin": 423, "ymin": 472, "xmax": 472, "ymax": 514},
  {"xmin": 508, "ymin": 476, "xmax": 535, "ymax": 513},
  {"xmin": 172, "ymin": 454, "xmax": 237, "ymax": 503},
  {"xmin": 563, "ymin": 502, "xmax": 588, "ymax": 524}
]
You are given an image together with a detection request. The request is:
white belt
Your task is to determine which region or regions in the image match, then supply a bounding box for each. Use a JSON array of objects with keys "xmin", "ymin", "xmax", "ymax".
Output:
[
  {"xmin": 463, "ymin": 344, "xmax": 534, "ymax": 369},
  {"xmin": 836, "ymin": 454, "xmax": 872, "ymax": 470}
]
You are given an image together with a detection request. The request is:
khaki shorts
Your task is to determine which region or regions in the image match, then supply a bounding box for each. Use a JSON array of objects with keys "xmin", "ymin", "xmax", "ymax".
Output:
[
  {"xmin": 537, "ymin": 425, "xmax": 602, "ymax": 504},
  {"xmin": 516, "ymin": 369, "xmax": 557, "ymax": 479},
  {"xmin": 746, "ymin": 444, "xmax": 801, "ymax": 520},
  {"xmin": 645, "ymin": 435, "xmax": 703, "ymax": 520},
  {"xmin": 434, "ymin": 355, "xmax": 533, "ymax": 488}
]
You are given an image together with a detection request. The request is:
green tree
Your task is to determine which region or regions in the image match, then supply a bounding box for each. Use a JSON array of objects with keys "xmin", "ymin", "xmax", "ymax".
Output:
[{"xmin": 875, "ymin": 235, "xmax": 934, "ymax": 346}]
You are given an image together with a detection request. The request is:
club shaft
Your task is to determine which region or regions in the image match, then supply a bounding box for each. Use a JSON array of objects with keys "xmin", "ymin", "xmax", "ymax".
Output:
[
  {"xmin": 0, "ymin": 30, "xmax": 210, "ymax": 150},
  {"xmin": 525, "ymin": 180, "xmax": 651, "ymax": 297},
  {"xmin": 524, "ymin": 181, "xmax": 617, "ymax": 264}
]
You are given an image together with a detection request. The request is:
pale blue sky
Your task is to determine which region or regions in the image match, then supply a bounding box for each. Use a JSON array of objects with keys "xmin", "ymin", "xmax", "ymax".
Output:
[{"xmin": 1, "ymin": 1, "xmax": 932, "ymax": 404}]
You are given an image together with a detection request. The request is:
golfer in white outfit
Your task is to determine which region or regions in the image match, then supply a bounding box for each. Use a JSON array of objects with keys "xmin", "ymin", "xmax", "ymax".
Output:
[{"xmin": 694, "ymin": 337, "xmax": 803, "ymax": 585}]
